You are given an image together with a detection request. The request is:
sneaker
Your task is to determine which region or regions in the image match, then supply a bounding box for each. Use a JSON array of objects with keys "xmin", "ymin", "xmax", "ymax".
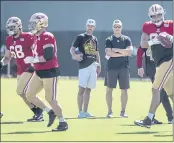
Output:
[
  {"xmin": 152, "ymin": 118, "xmax": 162, "ymax": 125},
  {"xmin": 168, "ymin": 119, "xmax": 173, "ymax": 124},
  {"xmin": 47, "ymin": 110, "xmax": 56, "ymax": 127},
  {"xmin": 78, "ymin": 111, "xmax": 86, "ymax": 118},
  {"xmin": 52, "ymin": 122, "xmax": 68, "ymax": 132},
  {"xmin": 120, "ymin": 111, "xmax": 128, "ymax": 118},
  {"xmin": 106, "ymin": 111, "xmax": 113, "ymax": 118},
  {"xmin": 168, "ymin": 116, "xmax": 173, "ymax": 124},
  {"xmin": 84, "ymin": 112, "xmax": 94, "ymax": 118},
  {"xmin": 134, "ymin": 116, "xmax": 152, "ymax": 128}
]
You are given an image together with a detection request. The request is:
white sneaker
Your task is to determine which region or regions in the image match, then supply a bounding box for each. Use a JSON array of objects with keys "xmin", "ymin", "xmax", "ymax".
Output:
[
  {"xmin": 106, "ymin": 111, "xmax": 113, "ymax": 118},
  {"xmin": 78, "ymin": 111, "xmax": 86, "ymax": 118},
  {"xmin": 120, "ymin": 111, "xmax": 128, "ymax": 118},
  {"xmin": 84, "ymin": 112, "xmax": 94, "ymax": 118}
]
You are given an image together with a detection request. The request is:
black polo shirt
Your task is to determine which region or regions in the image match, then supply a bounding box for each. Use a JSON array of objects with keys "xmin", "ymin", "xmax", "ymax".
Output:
[{"xmin": 105, "ymin": 34, "xmax": 132, "ymax": 70}]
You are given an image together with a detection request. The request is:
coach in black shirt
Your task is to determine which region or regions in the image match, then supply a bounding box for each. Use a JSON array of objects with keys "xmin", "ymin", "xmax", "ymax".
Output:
[{"xmin": 104, "ymin": 20, "xmax": 133, "ymax": 118}]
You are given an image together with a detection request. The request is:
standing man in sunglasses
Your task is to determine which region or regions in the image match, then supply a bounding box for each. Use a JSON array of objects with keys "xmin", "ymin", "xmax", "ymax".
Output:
[{"xmin": 104, "ymin": 19, "xmax": 133, "ymax": 118}]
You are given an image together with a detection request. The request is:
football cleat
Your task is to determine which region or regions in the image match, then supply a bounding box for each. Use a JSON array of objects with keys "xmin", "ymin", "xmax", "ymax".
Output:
[
  {"xmin": 134, "ymin": 116, "xmax": 152, "ymax": 128},
  {"xmin": 52, "ymin": 122, "xmax": 68, "ymax": 132},
  {"xmin": 152, "ymin": 118, "xmax": 162, "ymax": 124},
  {"xmin": 47, "ymin": 110, "xmax": 56, "ymax": 127},
  {"xmin": 27, "ymin": 114, "xmax": 44, "ymax": 122}
]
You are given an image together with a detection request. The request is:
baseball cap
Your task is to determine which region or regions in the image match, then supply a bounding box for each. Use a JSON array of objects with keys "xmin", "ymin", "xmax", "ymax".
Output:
[
  {"xmin": 86, "ymin": 19, "xmax": 96, "ymax": 26},
  {"xmin": 113, "ymin": 19, "xmax": 122, "ymax": 27}
]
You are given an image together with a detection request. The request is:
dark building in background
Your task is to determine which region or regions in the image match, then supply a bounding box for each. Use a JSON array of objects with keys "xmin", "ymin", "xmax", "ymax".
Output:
[{"xmin": 1, "ymin": 1, "xmax": 172, "ymax": 78}]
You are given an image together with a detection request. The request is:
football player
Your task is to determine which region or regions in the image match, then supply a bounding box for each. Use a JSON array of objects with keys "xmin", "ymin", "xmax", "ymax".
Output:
[
  {"xmin": 25, "ymin": 13, "xmax": 68, "ymax": 131},
  {"xmin": 137, "ymin": 46, "xmax": 173, "ymax": 124},
  {"xmin": 0, "ymin": 17, "xmax": 44, "ymax": 122},
  {"xmin": 134, "ymin": 4, "xmax": 173, "ymax": 128}
]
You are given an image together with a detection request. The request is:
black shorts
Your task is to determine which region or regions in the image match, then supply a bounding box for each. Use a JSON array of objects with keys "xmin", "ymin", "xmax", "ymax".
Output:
[
  {"xmin": 104, "ymin": 68, "xmax": 130, "ymax": 89},
  {"xmin": 36, "ymin": 67, "xmax": 60, "ymax": 78}
]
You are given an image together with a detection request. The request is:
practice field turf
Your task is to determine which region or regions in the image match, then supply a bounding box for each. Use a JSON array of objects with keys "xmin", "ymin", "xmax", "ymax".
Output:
[{"xmin": 1, "ymin": 78, "xmax": 173, "ymax": 142}]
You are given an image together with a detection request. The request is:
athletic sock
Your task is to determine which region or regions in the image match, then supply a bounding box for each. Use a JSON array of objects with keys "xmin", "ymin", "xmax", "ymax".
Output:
[{"xmin": 148, "ymin": 113, "xmax": 154, "ymax": 120}]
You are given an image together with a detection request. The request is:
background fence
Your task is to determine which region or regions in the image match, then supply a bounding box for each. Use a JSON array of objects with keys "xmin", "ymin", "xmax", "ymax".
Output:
[{"xmin": 1, "ymin": 1, "xmax": 172, "ymax": 78}]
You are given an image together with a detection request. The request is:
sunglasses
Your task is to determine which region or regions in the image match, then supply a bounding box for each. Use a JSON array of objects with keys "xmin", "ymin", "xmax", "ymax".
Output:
[{"xmin": 113, "ymin": 26, "xmax": 122, "ymax": 29}]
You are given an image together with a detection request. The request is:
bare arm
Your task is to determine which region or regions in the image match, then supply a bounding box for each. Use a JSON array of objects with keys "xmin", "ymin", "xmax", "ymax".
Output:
[
  {"xmin": 140, "ymin": 32, "xmax": 150, "ymax": 48},
  {"xmin": 96, "ymin": 51, "xmax": 101, "ymax": 67},
  {"xmin": 70, "ymin": 46, "xmax": 76, "ymax": 57},
  {"xmin": 105, "ymin": 48, "xmax": 124, "ymax": 57},
  {"xmin": 112, "ymin": 46, "xmax": 133, "ymax": 56},
  {"xmin": 1, "ymin": 49, "xmax": 12, "ymax": 66}
]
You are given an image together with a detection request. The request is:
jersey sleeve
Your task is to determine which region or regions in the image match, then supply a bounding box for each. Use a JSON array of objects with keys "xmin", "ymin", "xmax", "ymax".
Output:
[
  {"xmin": 72, "ymin": 35, "xmax": 82, "ymax": 48},
  {"xmin": 42, "ymin": 34, "xmax": 55, "ymax": 49},
  {"xmin": 5, "ymin": 37, "xmax": 11, "ymax": 50},
  {"xmin": 136, "ymin": 46, "xmax": 145, "ymax": 68},
  {"xmin": 142, "ymin": 22, "xmax": 149, "ymax": 34},
  {"xmin": 169, "ymin": 20, "xmax": 173, "ymax": 35},
  {"xmin": 105, "ymin": 38, "xmax": 112, "ymax": 49}
]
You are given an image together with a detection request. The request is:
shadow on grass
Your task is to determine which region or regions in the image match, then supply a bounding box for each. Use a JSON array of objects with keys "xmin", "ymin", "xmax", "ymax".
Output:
[
  {"xmin": 0, "ymin": 121, "xmax": 24, "ymax": 124},
  {"xmin": 65, "ymin": 116, "xmax": 120, "ymax": 120},
  {"xmin": 2, "ymin": 131, "xmax": 52, "ymax": 135},
  {"xmin": 154, "ymin": 134, "xmax": 173, "ymax": 137},
  {"xmin": 115, "ymin": 131, "xmax": 159, "ymax": 135}
]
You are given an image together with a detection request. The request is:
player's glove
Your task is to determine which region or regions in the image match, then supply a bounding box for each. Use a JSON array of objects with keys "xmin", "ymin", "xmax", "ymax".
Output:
[
  {"xmin": 159, "ymin": 32, "xmax": 173, "ymax": 43},
  {"xmin": 24, "ymin": 56, "xmax": 34, "ymax": 64},
  {"xmin": 25, "ymin": 65, "xmax": 35, "ymax": 73},
  {"xmin": 148, "ymin": 38, "xmax": 160, "ymax": 47}
]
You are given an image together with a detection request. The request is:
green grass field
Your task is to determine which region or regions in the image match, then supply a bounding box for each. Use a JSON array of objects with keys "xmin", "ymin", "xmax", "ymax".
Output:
[{"xmin": 1, "ymin": 78, "xmax": 173, "ymax": 142}]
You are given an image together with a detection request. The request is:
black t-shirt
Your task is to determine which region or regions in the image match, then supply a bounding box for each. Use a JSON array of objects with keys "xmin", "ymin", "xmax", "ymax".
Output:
[
  {"xmin": 105, "ymin": 35, "xmax": 132, "ymax": 70},
  {"xmin": 72, "ymin": 33, "xmax": 98, "ymax": 69}
]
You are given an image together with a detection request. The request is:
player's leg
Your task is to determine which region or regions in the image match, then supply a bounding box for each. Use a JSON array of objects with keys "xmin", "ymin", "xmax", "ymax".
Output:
[
  {"xmin": 77, "ymin": 67, "xmax": 89, "ymax": 118},
  {"xmin": 83, "ymin": 63, "xmax": 98, "ymax": 117},
  {"xmin": 43, "ymin": 77, "xmax": 68, "ymax": 131},
  {"xmin": 160, "ymin": 88, "xmax": 173, "ymax": 123},
  {"xmin": 135, "ymin": 59, "xmax": 173, "ymax": 128},
  {"xmin": 104, "ymin": 70, "xmax": 118, "ymax": 118},
  {"xmin": 17, "ymin": 72, "xmax": 43, "ymax": 121},
  {"xmin": 17, "ymin": 73, "xmax": 35, "ymax": 109},
  {"xmin": 147, "ymin": 63, "xmax": 163, "ymax": 124},
  {"xmin": 118, "ymin": 67, "xmax": 130, "ymax": 118},
  {"xmin": 26, "ymin": 73, "xmax": 55, "ymax": 126}
]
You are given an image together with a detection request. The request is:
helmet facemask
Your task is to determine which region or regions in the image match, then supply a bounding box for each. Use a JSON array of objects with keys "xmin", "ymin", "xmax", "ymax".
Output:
[
  {"xmin": 6, "ymin": 17, "xmax": 22, "ymax": 36},
  {"xmin": 148, "ymin": 4, "xmax": 165, "ymax": 26},
  {"xmin": 28, "ymin": 13, "xmax": 48, "ymax": 34}
]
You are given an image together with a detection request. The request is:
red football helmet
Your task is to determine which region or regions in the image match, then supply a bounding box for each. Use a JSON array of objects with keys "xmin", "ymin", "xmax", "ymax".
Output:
[
  {"xmin": 6, "ymin": 17, "xmax": 22, "ymax": 36},
  {"xmin": 148, "ymin": 4, "xmax": 165, "ymax": 26}
]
